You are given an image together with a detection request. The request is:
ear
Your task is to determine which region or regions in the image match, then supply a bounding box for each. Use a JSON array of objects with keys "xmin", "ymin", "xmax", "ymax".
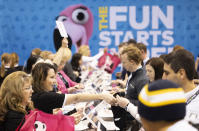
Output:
[
  {"xmin": 130, "ymin": 59, "xmax": 136, "ymax": 65},
  {"xmin": 177, "ymin": 69, "xmax": 186, "ymax": 79}
]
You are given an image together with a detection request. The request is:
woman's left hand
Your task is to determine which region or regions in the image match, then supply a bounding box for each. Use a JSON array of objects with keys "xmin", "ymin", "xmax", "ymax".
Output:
[{"xmin": 70, "ymin": 110, "xmax": 83, "ymax": 125}]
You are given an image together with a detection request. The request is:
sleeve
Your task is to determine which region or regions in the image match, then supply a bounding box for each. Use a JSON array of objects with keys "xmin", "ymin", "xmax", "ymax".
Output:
[
  {"xmin": 82, "ymin": 51, "xmax": 104, "ymax": 62},
  {"xmin": 34, "ymin": 92, "xmax": 66, "ymax": 113},
  {"xmin": 126, "ymin": 103, "xmax": 141, "ymax": 122},
  {"xmin": 0, "ymin": 122, "xmax": 4, "ymax": 131},
  {"xmin": 63, "ymin": 62, "xmax": 77, "ymax": 81},
  {"xmin": 69, "ymin": 80, "xmax": 77, "ymax": 87}
]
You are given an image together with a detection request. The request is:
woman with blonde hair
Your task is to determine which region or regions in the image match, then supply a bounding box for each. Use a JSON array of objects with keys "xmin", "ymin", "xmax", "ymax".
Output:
[
  {"xmin": 78, "ymin": 45, "xmax": 91, "ymax": 57},
  {"xmin": 31, "ymin": 48, "xmax": 41, "ymax": 56},
  {"xmin": 0, "ymin": 71, "xmax": 33, "ymax": 130},
  {"xmin": 56, "ymin": 47, "xmax": 83, "ymax": 94},
  {"xmin": 39, "ymin": 50, "xmax": 54, "ymax": 61},
  {"xmin": 78, "ymin": 45, "xmax": 106, "ymax": 69}
]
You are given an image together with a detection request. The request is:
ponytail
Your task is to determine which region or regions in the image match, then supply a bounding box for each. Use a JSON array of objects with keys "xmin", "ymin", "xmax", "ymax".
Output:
[{"xmin": 0, "ymin": 61, "xmax": 5, "ymax": 77}]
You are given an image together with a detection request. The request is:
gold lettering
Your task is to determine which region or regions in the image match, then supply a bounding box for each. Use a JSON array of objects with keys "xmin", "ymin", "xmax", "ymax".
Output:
[{"xmin": 99, "ymin": 6, "xmax": 108, "ymax": 30}]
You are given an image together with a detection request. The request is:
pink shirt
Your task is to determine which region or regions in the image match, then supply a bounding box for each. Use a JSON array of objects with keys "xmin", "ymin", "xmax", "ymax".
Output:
[{"xmin": 56, "ymin": 70, "xmax": 77, "ymax": 94}]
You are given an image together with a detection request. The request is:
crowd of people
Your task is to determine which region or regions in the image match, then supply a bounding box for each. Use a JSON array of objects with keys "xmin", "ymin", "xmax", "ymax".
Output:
[{"xmin": 0, "ymin": 37, "xmax": 199, "ymax": 131}]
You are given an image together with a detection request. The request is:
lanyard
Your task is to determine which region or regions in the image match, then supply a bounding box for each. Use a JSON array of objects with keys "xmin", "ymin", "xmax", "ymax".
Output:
[
  {"xmin": 57, "ymin": 72, "xmax": 69, "ymax": 88},
  {"xmin": 186, "ymin": 89, "xmax": 199, "ymax": 105}
]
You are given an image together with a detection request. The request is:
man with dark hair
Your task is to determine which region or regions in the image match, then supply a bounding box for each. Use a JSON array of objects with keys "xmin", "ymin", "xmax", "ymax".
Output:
[
  {"xmin": 138, "ymin": 80, "xmax": 197, "ymax": 131},
  {"xmin": 127, "ymin": 38, "xmax": 137, "ymax": 45},
  {"xmin": 135, "ymin": 43, "xmax": 149, "ymax": 65},
  {"xmin": 163, "ymin": 49, "xmax": 199, "ymax": 126}
]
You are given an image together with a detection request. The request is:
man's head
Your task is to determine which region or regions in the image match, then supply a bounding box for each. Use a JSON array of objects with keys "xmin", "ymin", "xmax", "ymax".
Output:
[
  {"xmin": 121, "ymin": 45, "xmax": 142, "ymax": 72},
  {"xmin": 138, "ymin": 80, "xmax": 186, "ymax": 130},
  {"xmin": 118, "ymin": 42, "xmax": 128, "ymax": 57},
  {"xmin": 162, "ymin": 49, "xmax": 195, "ymax": 86},
  {"xmin": 127, "ymin": 38, "xmax": 137, "ymax": 45},
  {"xmin": 135, "ymin": 43, "xmax": 147, "ymax": 60},
  {"xmin": 172, "ymin": 45, "xmax": 184, "ymax": 52}
]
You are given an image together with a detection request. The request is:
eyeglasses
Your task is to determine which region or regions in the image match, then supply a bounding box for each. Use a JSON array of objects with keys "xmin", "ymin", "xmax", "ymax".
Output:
[{"xmin": 24, "ymin": 85, "xmax": 32, "ymax": 90}]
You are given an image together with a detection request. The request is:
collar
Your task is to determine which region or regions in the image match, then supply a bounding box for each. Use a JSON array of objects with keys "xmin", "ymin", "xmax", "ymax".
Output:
[
  {"xmin": 131, "ymin": 65, "xmax": 142, "ymax": 74},
  {"xmin": 14, "ymin": 64, "xmax": 19, "ymax": 67},
  {"xmin": 4, "ymin": 65, "xmax": 10, "ymax": 68},
  {"xmin": 185, "ymin": 85, "xmax": 199, "ymax": 100},
  {"xmin": 136, "ymin": 65, "xmax": 142, "ymax": 71},
  {"xmin": 129, "ymin": 65, "xmax": 143, "ymax": 79}
]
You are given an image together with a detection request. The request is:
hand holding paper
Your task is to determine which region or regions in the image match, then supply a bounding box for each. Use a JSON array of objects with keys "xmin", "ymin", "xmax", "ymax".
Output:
[
  {"xmin": 62, "ymin": 37, "xmax": 68, "ymax": 47},
  {"xmin": 56, "ymin": 21, "xmax": 68, "ymax": 38}
]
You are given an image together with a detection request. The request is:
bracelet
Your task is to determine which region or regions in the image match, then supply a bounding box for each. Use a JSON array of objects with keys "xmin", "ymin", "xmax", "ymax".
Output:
[{"xmin": 125, "ymin": 103, "xmax": 130, "ymax": 111}]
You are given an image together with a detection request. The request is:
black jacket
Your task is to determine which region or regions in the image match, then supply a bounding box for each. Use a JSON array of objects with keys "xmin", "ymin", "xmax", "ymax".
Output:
[
  {"xmin": 63, "ymin": 62, "xmax": 81, "ymax": 83},
  {"xmin": 126, "ymin": 67, "xmax": 149, "ymax": 106},
  {"xmin": 111, "ymin": 67, "xmax": 149, "ymax": 130},
  {"xmin": 3, "ymin": 110, "xmax": 25, "ymax": 131}
]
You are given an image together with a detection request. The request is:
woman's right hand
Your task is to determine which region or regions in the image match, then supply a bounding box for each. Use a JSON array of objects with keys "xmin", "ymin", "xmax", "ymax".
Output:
[
  {"xmin": 111, "ymin": 80, "xmax": 120, "ymax": 85},
  {"xmin": 102, "ymin": 93, "xmax": 116, "ymax": 105}
]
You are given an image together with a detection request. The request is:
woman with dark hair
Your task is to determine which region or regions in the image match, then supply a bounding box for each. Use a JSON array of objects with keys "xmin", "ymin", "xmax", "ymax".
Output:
[
  {"xmin": 31, "ymin": 63, "xmax": 116, "ymax": 114},
  {"xmin": 71, "ymin": 53, "xmax": 82, "ymax": 77},
  {"xmin": 145, "ymin": 57, "xmax": 164, "ymax": 82},
  {"xmin": 0, "ymin": 71, "xmax": 33, "ymax": 130},
  {"xmin": 24, "ymin": 55, "xmax": 41, "ymax": 74}
]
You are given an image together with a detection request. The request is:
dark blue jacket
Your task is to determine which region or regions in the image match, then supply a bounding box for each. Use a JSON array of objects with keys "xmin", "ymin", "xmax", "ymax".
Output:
[{"xmin": 126, "ymin": 67, "xmax": 149, "ymax": 106}]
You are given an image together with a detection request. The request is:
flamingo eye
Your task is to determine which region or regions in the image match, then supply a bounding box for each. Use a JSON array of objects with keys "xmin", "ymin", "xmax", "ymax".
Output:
[
  {"xmin": 72, "ymin": 8, "xmax": 89, "ymax": 24},
  {"xmin": 56, "ymin": 16, "xmax": 67, "ymax": 22}
]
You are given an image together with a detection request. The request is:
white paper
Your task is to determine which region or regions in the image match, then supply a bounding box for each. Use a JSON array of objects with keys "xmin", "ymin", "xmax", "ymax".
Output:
[{"xmin": 56, "ymin": 21, "xmax": 68, "ymax": 38}]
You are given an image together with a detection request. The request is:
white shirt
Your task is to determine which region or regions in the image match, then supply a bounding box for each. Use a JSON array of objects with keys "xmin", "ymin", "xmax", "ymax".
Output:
[
  {"xmin": 82, "ymin": 51, "xmax": 104, "ymax": 69},
  {"xmin": 143, "ymin": 56, "xmax": 149, "ymax": 65},
  {"xmin": 167, "ymin": 120, "xmax": 197, "ymax": 131},
  {"xmin": 126, "ymin": 103, "xmax": 140, "ymax": 122},
  {"xmin": 185, "ymin": 85, "xmax": 199, "ymax": 124}
]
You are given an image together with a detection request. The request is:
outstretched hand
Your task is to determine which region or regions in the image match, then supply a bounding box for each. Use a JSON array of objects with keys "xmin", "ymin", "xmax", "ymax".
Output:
[
  {"xmin": 102, "ymin": 93, "xmax": 117, "ymax": 105},
  {"xmin": 116, "ymin": 95, "xmax": 129, "ymax": 108}
]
